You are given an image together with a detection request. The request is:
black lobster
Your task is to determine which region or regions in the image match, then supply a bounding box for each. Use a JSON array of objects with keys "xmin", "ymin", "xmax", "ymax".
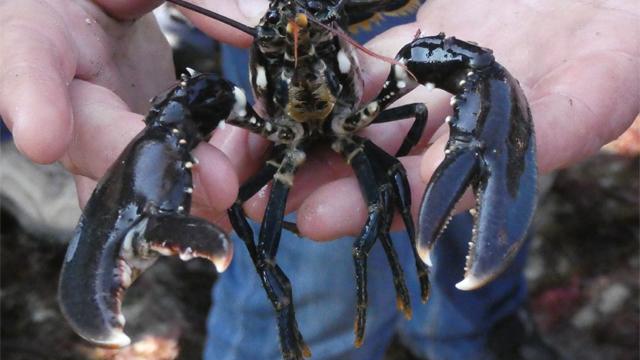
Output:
[{"xmin": 58, "ymin": 1, "xmax": 537, "ymax": 359}]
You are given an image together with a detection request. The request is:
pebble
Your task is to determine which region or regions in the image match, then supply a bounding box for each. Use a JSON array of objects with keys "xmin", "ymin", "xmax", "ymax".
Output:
[
  {"xmin": 597, "ymin": 283, "xmax": 630, "ymax": 315},
  {"xmin": 572, "ymin": 305, "xmax": 597, "ymax": 329}
]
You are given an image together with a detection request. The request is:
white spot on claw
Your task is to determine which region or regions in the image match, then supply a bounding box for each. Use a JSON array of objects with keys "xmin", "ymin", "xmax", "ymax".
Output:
[
  {"xmin": 184, "ymin": 161, "xmax": 193, "ymax": 169},
  {"xmin": 418, "ymin": 245, "xmax": 433, "ymax": 267},
  {"xmin": 455, "ymin": 275, "xmax": 483, "ymax": 291},
  {"xmin": 116, "ymin": 314, "xmax": 126, "ymax": 327},
  {"xmin": 106, "ymin": 331, "xmax": 131, "ymax": 347}
]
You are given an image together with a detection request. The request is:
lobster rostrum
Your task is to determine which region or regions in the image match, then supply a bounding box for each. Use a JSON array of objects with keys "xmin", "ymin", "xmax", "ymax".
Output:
[{"xmin": 58, "ymin": 0, "xmax": 537, "ymax": 358}]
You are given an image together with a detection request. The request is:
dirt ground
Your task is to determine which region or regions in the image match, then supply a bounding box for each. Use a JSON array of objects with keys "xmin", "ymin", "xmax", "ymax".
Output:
[{"xmin": 1, "ymin": 146, "xmax": 638, "ymax": 360}]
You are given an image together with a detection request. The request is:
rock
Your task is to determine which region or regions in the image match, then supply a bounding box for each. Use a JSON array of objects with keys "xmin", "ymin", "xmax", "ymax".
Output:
[
  {"xmin": 572, "ymin": 305, "xmax": 598, "ymax": 329},
  {"xmin": 0, "ymin": 142, "xmax": 80, "ymax": 243},
  {"xmin": 597, "ymin": 283, "xmax": 631, "ymax": 315}
]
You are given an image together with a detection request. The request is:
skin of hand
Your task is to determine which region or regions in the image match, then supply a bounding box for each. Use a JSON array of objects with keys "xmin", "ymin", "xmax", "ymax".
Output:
[
  {"xmin": 2, "ymin": 0, "xmax": 637, "ymax": 240},
  {"xmin": 187, "ymin": 0, "xmax": 639, "ymax": 240},
  {"xmin": 0, "ymin": 0, "xmax": 239, "ymax": 227}
]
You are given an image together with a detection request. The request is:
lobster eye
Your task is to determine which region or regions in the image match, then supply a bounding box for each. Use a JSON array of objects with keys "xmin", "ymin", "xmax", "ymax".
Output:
[{"xmin": 266, "ymin": 9, "xmax": 280, "ymax": 23}]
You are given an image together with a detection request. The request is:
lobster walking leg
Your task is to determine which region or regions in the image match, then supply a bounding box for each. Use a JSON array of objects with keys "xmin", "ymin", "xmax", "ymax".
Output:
[
  {"xmin": 257, "ymin": 150, "xmax": 309, "ymax": 360},
  {"xmin": 342, "ymin": 141, "xmax": 384, "ymax": 347},
  {"xmin": 228, "ymin": 148, "xmax": 310, "ymax": 360},
  {"xmin": 228, "ymin": 146, "xmax": 286, "ymax": 261},
  {"xmin": 371, "ymin": 103, "xmax": 428, "ymax": 157},
  {"xmin": 363, "ymin": 140, "xmax": 431, "ymax": 302},
  {"xmin": 372, "ymin": 179, "xmax": 413, "ymax": 320}
]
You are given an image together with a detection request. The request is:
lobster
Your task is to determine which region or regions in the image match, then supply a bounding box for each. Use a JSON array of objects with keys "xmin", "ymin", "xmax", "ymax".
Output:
[{"xmin": 58, "ymin": 1, "xmax": 537, "ymax": 359}]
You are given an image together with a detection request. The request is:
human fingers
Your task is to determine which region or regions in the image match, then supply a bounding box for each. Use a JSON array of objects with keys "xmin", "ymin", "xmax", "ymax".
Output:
[
  {"xmin": 74, "ymin": 174, "xmax": 96, "ymax": 209},
  {"xmin": 0, "ymin": 0, "xmax": 173, "ymax": 164},
  {"xmin": 527, "ymin": 52, "xmax": 639, "ymax": 173},
  {"xmin": 0, "ymin": 0, "xmax": 77, "ymax": 163},
  {"xmin": 92, "ymin": 0, "xmax": 164, "ymax": 20},
  {"xmin": 63, "ymin": 79, "xmax": 238, "ymax": 214}
]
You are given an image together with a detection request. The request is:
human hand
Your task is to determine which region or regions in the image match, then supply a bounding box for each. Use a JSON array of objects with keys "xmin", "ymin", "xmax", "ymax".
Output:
[
  {"xmin": 297, "ymin": 0, "xmax": 639, "ymax": 240},
  {"xmin": 0, "ymin": 0, "xmax": 239, "ymax": 226},
  {"xmin": 179, "ymin": 0, "xmax": 639, "ymax": 239}
]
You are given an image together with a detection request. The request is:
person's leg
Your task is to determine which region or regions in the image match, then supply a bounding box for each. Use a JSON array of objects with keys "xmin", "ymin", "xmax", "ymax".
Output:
[
  {"xmin": 204, "ymin": 216, "xmax": 408, "ymax": 360},
  {"xmin": 399, "ymin": 213, "xmax": 529, "ymax": 360}
]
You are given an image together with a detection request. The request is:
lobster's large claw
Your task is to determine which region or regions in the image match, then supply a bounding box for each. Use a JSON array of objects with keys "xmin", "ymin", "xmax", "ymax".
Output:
[
  {"xmin": 418, "ymin": 108, "xmax": 537, "ymax": 291},
  {"xmin": 58, "ymin": 213, "xmax": 232, "ymax": 347}
]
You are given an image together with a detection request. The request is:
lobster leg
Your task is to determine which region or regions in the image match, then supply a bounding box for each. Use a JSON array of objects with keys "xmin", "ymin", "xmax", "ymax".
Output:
[
  {"xmin": 364, "ymin": 140, "xmax": 431, "ymax": 303},
  {"xmin": 361, "ymin": 140, "xmax": 412, "ymax": 319},
  {"xmin": 341, "ymin": 101, "xmax": 427, "ymax": 158},
  {"xmin": 371, "ymin": 103, "xmax": 428, "ymax": 157},
  {"xmin": 383, "ymin": 34, "xmax": 537, "ymax": 290},
  {"xmin": 335, "ymin": 137, "xmax": 394, "ymax": 347},
  {"xmin": 256, "ymin": 150, "xmax": 309, "ymax": 360},
  {"xmin": 228, "ymin": 148, "xmax": 310, "ymax": 360},
  {"xmin": 228, "ymin": 146, "xmax": 286, "ymax": 261}
]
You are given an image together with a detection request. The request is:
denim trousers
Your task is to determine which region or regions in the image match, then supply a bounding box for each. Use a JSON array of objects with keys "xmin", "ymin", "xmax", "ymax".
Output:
[{"xmin": 204, "ymin": 213, "xmax": 528, "ymax": 360}]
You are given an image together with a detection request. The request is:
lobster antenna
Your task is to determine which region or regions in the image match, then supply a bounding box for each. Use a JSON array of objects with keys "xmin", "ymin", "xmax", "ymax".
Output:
[{"xmin": 166, "ymin": 0, "xmax": 257, "ymax": 38}]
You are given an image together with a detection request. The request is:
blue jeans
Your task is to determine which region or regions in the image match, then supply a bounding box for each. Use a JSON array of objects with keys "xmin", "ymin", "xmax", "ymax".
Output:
[{"xmin": 205, "ymin": 214, "xmax": 528, "ymax": 360}]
